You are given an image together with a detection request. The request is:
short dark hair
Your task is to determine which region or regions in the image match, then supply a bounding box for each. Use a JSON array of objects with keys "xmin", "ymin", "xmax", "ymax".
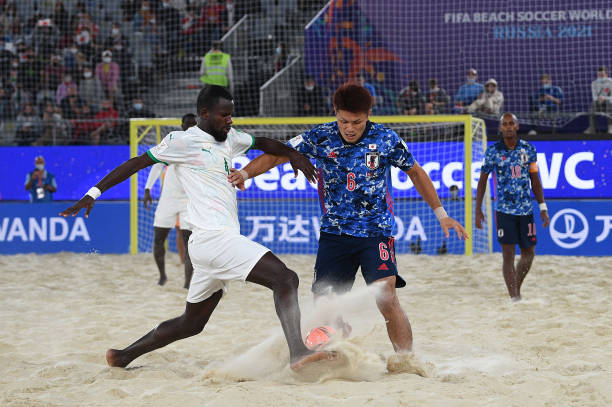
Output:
[
  {"xmin": 333, "ymin": 83, "xmax": 373, "ymax": 113},
  {"xmin": 182, "ymin": 113, "xmax": 196, "ymax": 122},
  {"xmin": 428, "ymin": 78, "xmax": 437, "ymax": 87},
  {"xmin": 196, "ymin": 85, "xmax": 233, "ymax": 114},
  {"xmin": 598, "ymin": 66, "xmax": 608, "ymax": 73}
]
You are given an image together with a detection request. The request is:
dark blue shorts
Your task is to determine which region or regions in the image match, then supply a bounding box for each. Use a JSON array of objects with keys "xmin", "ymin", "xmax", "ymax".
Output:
[
  {"xmin": 312, "ymin": 232, "xmax": 406, "ymax": 295},
  {"xmin": 495, "ymin": 211, "xmax": 537, "ymax": 248}
]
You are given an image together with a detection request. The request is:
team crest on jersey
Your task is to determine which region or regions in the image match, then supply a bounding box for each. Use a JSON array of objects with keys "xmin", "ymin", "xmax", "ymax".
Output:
[
  {"xmin": 368, "ymin": 143, "xmax": 377, "ymax": 150},
  {"xmin": 520, "ymin": 151, "xmax": 528, "ymax": 163},
  {"xmin": 365, "ymin": 152, "xmax": 380, "ymax": 169}
]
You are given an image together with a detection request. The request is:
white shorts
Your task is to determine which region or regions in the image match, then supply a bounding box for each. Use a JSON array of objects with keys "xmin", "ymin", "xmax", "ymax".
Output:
[
  {"xmin": 153, "ymin": 198, "xmax": 190, "ymax": 230},
  {"xmin": 186, "ymin": 229, "xmax": 269, "ymax": 303}
]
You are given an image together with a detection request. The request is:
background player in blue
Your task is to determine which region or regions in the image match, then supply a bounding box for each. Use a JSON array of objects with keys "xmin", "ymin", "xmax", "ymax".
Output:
[
  {"xmin": 229, "ymin": 83, "xmax": 468, "ymax": 367},
  {"xmin": 475, "ymin": 113, "xmax": 550, "ymax": 301}
]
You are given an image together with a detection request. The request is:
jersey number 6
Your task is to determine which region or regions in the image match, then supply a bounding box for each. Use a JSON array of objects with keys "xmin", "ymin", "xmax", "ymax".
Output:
[{"xmin": 346, "ymin": 172, "xmax": 356, "ymax": 191}]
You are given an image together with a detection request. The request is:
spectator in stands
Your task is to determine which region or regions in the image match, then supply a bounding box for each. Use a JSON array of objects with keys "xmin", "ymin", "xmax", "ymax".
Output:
[
  {"xmin": 15, "ymin": 102, "xmax": 42, "ymax": 146},
  {"xmin": 91, "ymin": 97, "xmax": 118, "ymax": 145},
  {"xmin": 78, "ymin": 66, "xmax": 104, "ymax": 113},
  {"xmin": 32, "ymin": 18, "xmax": 59, "ymax": 60},
  {"xmin": 356, "ymin": 72, "xmax": 376, "ymax": 100},
  {"xmin": 126, "ymin": 96, "xmax": 155, "ymax": 119},
  {"xmin": 202, "ymin": 0, "xmax": 224, "ymax": 49},
  {"xmin": 425, "ymin": 78, "xmax": 450, "ymax": 115},
  {"xmin": 25, "ymin": 155, "xmax": 57, "ymax": 202},
  {"xmin": 52, "ymin": 1, "xmax": 71, "ymax": 38},
  {"xmin": 220, "ymin": 0, "xmax": 245, "ymax": 34},
  {"xmin": 585, "ymin": 66, "xmax": 612, "ymax": 134},
  {"xmin": 467, "ymin": 78, "xmax": 503, "ymax": 116},
  {"xmin": 42, "ymin": 53, "xmax": 66, "ymax": 100},
  {"xmin": 0, "ymin": 3, "xmax": 20, "ymax": 36},
  {"xmin": 11, "ymin": 80, "xmax": 33, "ymax": 116},
  {"xmin": 397, "ymin": 80, "xmax": 425, "ymax": 115},
  {"xmin": 530, "ymin": 74, "xmax": 563, "ymax": 114},
  {"xmin": 454, "ymin": 68, "xmax": 483, "ymax": 113},
  {"xmin": 181, "ymin": 5, "xmax": 203, "ymax": 56},
  {"xmin": 104, "ymin": 22, "xmax": 129, "ymax": 51},
  {"xmin": 111, "ymin": 40, "xmax": 135, "ymax": 105},
  {"xmin": 200, "ymin": 40, "xmax": 233, "ymax": 94},
  {"xmin": 55, "ymin": 73, "xmax": 76, "ymax": 105},
  {"xmin": 132, "ymin": 1, "xmax": 157, "ymax": 34},
  {"xmin": 60, "ymin": 85, "xmax": 84, "ymax": 119},
  {"xmin": 158, "ymin": 0, "xmax": 181, "ymax": 56},
  {"xmin": 0, "ymin": 81, "xmax": 14, "ymax": 119},
  {"xmin": 296, "ymin": 75, "xmax": 326, "ymax": 116},
  {"xmin": 527, "ymin": 73, "xmax": 563, "ymax": 136},
  {"xmin": 72, "ymin": 103, "xmax": 96, "ymax": 144},
  {"xmin": 273, "ymin": 41, "xmax": 290, "ymax": 73},
  {"xmin": 95, "ymin": 50, "xmax": 120, "ymax": 104},
  {"xmin": 36, "ymin": 101, "xmax": 70, "ymax": 145}
]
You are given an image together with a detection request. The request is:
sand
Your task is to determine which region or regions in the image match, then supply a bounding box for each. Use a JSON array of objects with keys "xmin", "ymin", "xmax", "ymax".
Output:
[{"xmin": 0, "ymin": 252, "xmax": 611, "ymax": 407}]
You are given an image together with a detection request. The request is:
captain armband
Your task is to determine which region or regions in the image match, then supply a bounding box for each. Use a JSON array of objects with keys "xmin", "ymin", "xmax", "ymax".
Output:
[{"xmin": 529, "ymin": 162, "xmax": 539, "ymax": 173}]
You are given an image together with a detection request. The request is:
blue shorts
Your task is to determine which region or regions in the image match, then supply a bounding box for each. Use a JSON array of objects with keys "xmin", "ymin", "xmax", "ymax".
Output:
[
  {"xmin": 495, "ymin": 211, "xmax": 537, "ymax": 248},
  {"xmin": 312, "ymin": 232, "xmax": 406, "ymax": 295}
]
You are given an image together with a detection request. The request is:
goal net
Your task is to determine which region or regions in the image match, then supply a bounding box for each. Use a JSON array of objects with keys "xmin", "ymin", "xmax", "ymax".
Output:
[{"xmin": 130, "ymin": 116, "xmax": 492, "ymax": 256}]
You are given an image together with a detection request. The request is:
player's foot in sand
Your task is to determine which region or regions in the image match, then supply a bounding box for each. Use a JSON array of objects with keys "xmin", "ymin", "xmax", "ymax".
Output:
[
  {"xmin": 158, "ymin": 274, "xmax": 167, "ymax": 286},
  {"xmin": 387, "ymin": 352, "xmax": 432, "ymax": 377},
  {"xmin": 511, "ymin": 296, "xmax": 522, "ymax": 302},
  {"xmin": 290, "ymin": 350, "xmax": 338, "ymax": 372},
  {"xmin": 106, "ymin": 349, "xmax": 132, "ymax": 368}
]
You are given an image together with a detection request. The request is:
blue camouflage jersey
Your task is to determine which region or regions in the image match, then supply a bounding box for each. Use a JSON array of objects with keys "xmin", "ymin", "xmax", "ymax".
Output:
[
  {"xmin": 481, "ymin": 139, "xmax": 538, "ymax": 216},
  {"xmin": 287, "ymin": 121, "xmax": 415, "ymax": 237}
]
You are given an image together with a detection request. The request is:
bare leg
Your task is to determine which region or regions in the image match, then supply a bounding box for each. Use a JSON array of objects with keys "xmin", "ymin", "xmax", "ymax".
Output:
[
  {"xmin": 246, "ymin": 252, "xmax": 318, "ymax": 364},
  {"xmin": 501, "ymin": 243, "xmax": 520, "ymax": 300},
  {"xmin": 373, "ymin": 276, "xmax": 413, "ymax": 352},
  {"xmin": 176, "ymin": 226, "xmax": 185, "ymax": 264},
  {"xmin": 181, "ymin": 229, "xmax": 193, "ymax": 289},
  {"xmin": 153, "ymin": 227, "xmax": 171, "ymax": 285},
  {"xmin": 106, "ymin": 290, "xmax": 223, "ymax": 367},
  {"xmin": 516, "ymin": 246, "xmax": 535, "ymax": 297}
]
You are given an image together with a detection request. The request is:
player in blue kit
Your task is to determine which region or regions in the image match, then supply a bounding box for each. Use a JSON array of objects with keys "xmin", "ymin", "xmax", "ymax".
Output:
[
  {"xmin": 228, "ymin": 83, "xmax": 468, "ymax": 361},
  {"xmin": 475, "ymin": 113, "xmax": 549, "ymax": 301}
]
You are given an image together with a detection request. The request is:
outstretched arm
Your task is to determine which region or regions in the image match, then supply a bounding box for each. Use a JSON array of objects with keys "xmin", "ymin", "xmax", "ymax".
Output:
[
  {"xmin": 406, "ymin": 162, "xmax": 469, "ymax": 240},
  {"xmin": 252, "ymin": 137, "xmax": 316, "ymax": 182},
  {"xmin": 475, "ymin": 171, "xmax": 489, "ymax": 229},
  {"xmin": 60, "ymin": 153, "xmax": 155, "ymax": 218}
]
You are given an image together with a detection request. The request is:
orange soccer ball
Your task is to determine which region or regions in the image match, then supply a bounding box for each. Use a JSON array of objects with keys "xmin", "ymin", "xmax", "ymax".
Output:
[{"xmin": 304, "ymin": 326, "xmax": 336, "ymax": 350}]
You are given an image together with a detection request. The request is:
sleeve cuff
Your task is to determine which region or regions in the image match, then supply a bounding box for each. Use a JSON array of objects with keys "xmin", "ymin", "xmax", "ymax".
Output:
[{"xmin": 147, "ymin": 150, "xmax": 168, "ymax": 165}]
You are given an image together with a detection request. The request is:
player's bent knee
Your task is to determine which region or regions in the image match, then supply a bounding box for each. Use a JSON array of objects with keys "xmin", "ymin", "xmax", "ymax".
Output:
[{"xmin": 277, "ymin": 267, "xmax": 299, "ymax": 291}]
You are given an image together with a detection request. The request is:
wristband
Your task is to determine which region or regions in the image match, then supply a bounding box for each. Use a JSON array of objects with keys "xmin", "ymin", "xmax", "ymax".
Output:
[
  {"xmin": 539, "ymin": 202, "xmax": 548, "ymax": 211},
  {"xmin": 239, "ymin": 169, "xmax": 250, "ymax": 181},
  {"xmin": 85, "ymin": 187, "xmax": 101, "ymax": 200},
  {"xmin": 434, "ymin": 206, "xmax": 448, "ymax": 220}
]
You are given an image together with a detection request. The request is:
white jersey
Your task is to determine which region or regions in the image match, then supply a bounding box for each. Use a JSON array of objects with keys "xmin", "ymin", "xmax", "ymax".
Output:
[
  {"xmin": 147, "ymin": 125, "xmax": 254, "ymax": 232},
  {"xmin": 144, "ymin": 163, "xmax": 191, "ymax": 229}
]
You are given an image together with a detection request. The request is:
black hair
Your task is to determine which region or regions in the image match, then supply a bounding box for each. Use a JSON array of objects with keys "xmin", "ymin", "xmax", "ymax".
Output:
[
  {"xmin": 196, "ymin": 85, "xmax": 233, "ymax": 114},
  {"xmin": 182, "ymin": 113, "xmax": 196, "ymax": 122}
]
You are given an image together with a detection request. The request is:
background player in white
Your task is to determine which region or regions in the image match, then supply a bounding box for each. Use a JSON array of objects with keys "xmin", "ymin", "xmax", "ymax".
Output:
[
  {"xmin": 143, "ymin": 113, "xmax": 197, "ymax": 288},
  {"xmin": 60, "ymin": 85, "xmax": 334, "ymax": 371}
]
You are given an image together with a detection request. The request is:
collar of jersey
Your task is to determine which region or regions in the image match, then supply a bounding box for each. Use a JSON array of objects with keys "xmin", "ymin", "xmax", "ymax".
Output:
[
  {"xmin": 189, "ymin": 124, "xmax": 227, "ymax": 141},
  {"xmin": 499, "ymin": 137, "xmax": 522, "ymax": 151},
  {"xmin": 338, "ymin": 120, "xmax": 372, "ymax": 146}
]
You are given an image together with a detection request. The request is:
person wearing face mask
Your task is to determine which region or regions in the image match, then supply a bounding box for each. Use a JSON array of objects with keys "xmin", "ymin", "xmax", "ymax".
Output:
[
  {"xmin": 425, "ymin": 78, "xmax": 450, "ymax": 115},
  {"xmin": 104, "ymin": 23, "xmax": 129, "ymax": 50},
  {"xmin": 79, "ymin": 65, "xmax": 105, "ymax": 112},
  {"xmin": 454, "ymin": 68, "xmax": 483, "ymax": 113},
  {"xmin": 585, "ymin": 66, "xmax": 612, "ymax": 134},
  {"xmin": 397, "ymin": 80, "xmax": 425, "ymax": 115},
  {"xmin": 467, "ymin": 78, "xmax": 504, "ymax": 116},
  {"xmin": 527, "ymin": 74, "xmax": 563, "ymax": 136},
  {"xmin": 95, "ymin": 50, "xmax": 120, "ymax": 104},
  {"xmin": 91, "ymin": 98, "xmax": 118, "ymax": 145},
  {"xmin": 126, "ymin": 97, "xmax": 155, "ymax": 118},
  {"xmin": 55, "ymin": 74, "xmax": 76, "ymax": 105},
  {"xmin": 25, "ymin": 155, "xmax": 57, "ymax": 202},
  {"xmin": 296, "ymin": 75, "xmax": 326, "ymax": 116},
  {"xmin": 199, "ymin": 41, "xmax": 233, "ymax": 94}
]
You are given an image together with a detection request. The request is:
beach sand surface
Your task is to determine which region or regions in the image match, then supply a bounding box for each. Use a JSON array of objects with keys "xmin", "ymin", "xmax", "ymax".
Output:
[{"xmin": 1, "ymin": 253, "xmax": 611, "ymax": 407}]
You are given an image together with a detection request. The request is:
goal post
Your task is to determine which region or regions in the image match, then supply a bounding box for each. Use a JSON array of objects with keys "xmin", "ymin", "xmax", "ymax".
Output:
[{"xmin": 129, "ymin": 116, "xmax": 492, "ymax": 255}]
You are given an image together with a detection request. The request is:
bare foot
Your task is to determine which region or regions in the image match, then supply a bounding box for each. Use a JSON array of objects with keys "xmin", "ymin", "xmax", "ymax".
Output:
[
  {"xmin": 158, "ymin": 275, "xmax": 167, "ymax": 286},
  {"xmin": 106, "ymin": 349, "xmax": 130, "ymax": 368},
  {"xmin": 290, "ymin": 351, "xmax": 337, "ymax": 372}
]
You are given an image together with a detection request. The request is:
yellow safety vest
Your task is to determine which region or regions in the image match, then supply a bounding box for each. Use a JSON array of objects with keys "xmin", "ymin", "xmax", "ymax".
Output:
[{"xmin": 200, "ymin": 52, "xmax": 230, "ymax": 87}]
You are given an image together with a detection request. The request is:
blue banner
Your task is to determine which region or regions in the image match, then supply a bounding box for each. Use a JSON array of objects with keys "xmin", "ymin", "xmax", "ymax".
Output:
[
  {"xmin": 492, "ymin": 200, "xmax": 612, "ymax": 256},
  {"xmin": 0, "ymin": 202, "xmax": 129, "ymax": 254},
  {"xmin": 2, "ymin": 140, "xmax": 610, "ymax": 201}
]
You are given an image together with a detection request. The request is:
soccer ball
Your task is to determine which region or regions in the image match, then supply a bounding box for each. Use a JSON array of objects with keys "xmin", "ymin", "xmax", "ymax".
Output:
[{"xmin": 304, "ymin": 326, "xmax": 336, "ymax": 350}]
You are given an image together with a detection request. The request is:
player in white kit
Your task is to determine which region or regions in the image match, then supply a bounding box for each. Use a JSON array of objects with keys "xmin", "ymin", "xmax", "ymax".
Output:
[
  {"xmin": 60, "ymin": 85, "xmax": 335, "ymax": 371},
  {"xmin": 143, "ymin": 113, "xmax": 197, "ymax": 288}
]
